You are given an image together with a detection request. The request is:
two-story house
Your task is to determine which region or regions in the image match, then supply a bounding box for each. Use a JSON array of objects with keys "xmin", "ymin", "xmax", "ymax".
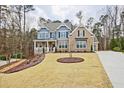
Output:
[
  {"xmin": 33, "ymin": 22, "xmax": 72, "ymax": 54},
  {"xmin": 33, "ymin": 22, "xmax": 98, "ymax": 54}
]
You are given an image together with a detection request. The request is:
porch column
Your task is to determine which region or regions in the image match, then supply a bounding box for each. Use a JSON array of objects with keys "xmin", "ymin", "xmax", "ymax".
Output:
[
  {"xmin": 34, "ymin": 40, "xmax": 36, "ymax": 48},
  {"xmin": 92, "ymin": 37, "xmax": 95, "ymax": 51},
  {"xmin": 55, "ymin": 41, "xmax": 57, "ymax": 52},
  {"xmin": 47, "ymin": 41, "xmax": 49, "ymax": 52},
  {"xmin": 53, "ymin": 41, "xmax": 57, "ymax": 52},
  {"xmin": 55, "ymin": 41, "xmax": 57, "ymax": 47},
  {"xmin": 34, "ymin": 40, "xmax": 36, "ymax": 54}
]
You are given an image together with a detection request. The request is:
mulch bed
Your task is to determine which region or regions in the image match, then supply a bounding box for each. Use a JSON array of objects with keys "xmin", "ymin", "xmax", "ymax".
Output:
[
  {"xmin": 4, "ymin": 54, "xmax": 45, "ymax": 74},
  {"xmin": 57, "ymin": 57, "xmax": 84, "ymax": 63}
]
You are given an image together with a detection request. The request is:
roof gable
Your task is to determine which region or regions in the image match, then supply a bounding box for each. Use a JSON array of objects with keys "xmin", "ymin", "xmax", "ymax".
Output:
[
  {"xmin": 70, "ymin": 25, "xmax": 94, "ymax": 36},
  {"xmin": 38, "ymin": 28, "xmax": 49, "ymax": 32},
  {"xmin": 43, "ymin": 22, "xmax": 72, "ymax": 32},
  {"xmin": 38, "ymin": 23, "xmax": 49, "ymax": 31},
  {"xmin": 56, "ymin": 23, "xmax": 71, "ymax": 31}
]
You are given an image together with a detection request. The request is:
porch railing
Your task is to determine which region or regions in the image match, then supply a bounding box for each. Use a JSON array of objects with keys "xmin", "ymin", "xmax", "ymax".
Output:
[{"xmin": 34, "ymin": 47, "xmax": 55, "ymax": 54}]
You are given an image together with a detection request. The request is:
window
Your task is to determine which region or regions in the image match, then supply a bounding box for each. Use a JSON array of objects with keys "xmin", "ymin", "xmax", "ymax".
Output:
[
  {"xmin": 58, "ymin": 32, "xmax": 60, "ymax": 38},
  {"xmin": 78, "ymin": 30, "xmax": 85, "ymax": 37},
  {"xmin": 58, "ymin": 32, "xmax": 68, "ymax": 38},
  {"xmin": 76, "ymin": 41, "xmax": 87, "ymax": 48},
  {"xmin": 83, "ymin": 30, "xmax": 85, "ymax": 36},
  {"xmin": 78, "ymin": 30, "xmax": 80, "ymax": 37},
  {"xmin": 39, "ymin": 32, "xmax": 49, "ymax": 39},
  {"xmin": 50, "ymin": 33, "xmax": 52, "ymax": 38},
  {"xmin": 58, "ymin": 41, "xmax": 68, "ymax": 48},
  {"xmin": 66, "ymin": 32, "xmax": 68, "ymax": 38},
  {"xmin": 59, "ymin": 44, "xmax": 61, "ymax": 48}
]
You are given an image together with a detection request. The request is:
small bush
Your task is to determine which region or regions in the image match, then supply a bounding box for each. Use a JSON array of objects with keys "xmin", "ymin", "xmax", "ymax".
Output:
[
  {"xmin": 121, "ymin": 50, "xmax": 124, "ymax": 53},
  {"xmin": 113, "ymin": 47, "xmax": 121, "ymax": 52},
  {"xmin": 110, "ymin": 39, "xmax": 119, "ymax": 49},
  {"xmin": 0, "ymin": 55, "xmax": 7, "ymax": 60},
  {"xmin": 11, "ymin": 53, "xmax": 24, "ymax": 59},
  {"xmin": 120, "ymin": 37, "xmax": 124, "ymax": 50}
]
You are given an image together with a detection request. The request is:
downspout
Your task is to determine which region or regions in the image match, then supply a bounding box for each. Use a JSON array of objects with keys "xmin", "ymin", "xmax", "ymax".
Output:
[{"xmin": 92, "ymin": 36, "xmax": 95, "ymax": 52}]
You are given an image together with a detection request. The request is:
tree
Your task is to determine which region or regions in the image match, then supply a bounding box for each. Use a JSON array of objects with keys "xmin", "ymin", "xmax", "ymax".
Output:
[
  {"xmin": 64, "ymin": 19, "xmax": 70, "ymax": 23},
  {"xmin": 86, "ymin": 17, "xmax": 94, "ymax": 30},
  {"xmin": 22, "ymin": 5, "xmax": 35, "ymax": 57},
  {"xmin": 23, "ymin": 5, "xmax": 35, "ymax": 33},
  {"xmin": 93, "ymin": 22, "xmax": 104, "ymax": 50},
  {"xmin": 120, "ymin": 11, "xmax": 124, "ymax": 36},
  {"xmin": 10, "ymin": 5, "xmax": 23, "ymax": 54},
  {"xmin": 38, "ymin": 17, "xmax": 46, "ymax": 27},
  {"xmin": 53, "ymin": 20, "xmax": 61, "ymax": 23},
  {"xmin": 0, "ymin": 5, "xmax": 37, "ymax": 61},
  {"xmin": 47, "ymin": 19, "xmax": 52, "ymax": 23},
  {"xmin": 29, "ymin": 28, "xmax": 37, "ymax": 55},
  {"xmin": 99, "ymin": 14, "xmax": 109, "ymax": 50},
  {"xmin": 0, "ymin": 5, "xmax": 10, "ymax": 54},
  {"xmin": 76, "ymin": 11, "xmax": 83, "ymax": 25}
]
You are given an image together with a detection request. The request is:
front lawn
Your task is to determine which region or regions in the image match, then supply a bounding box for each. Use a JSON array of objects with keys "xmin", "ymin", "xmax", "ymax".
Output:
[{"xmin": 0, "ymin": 53, "xmax": 112, "ymax": 88}]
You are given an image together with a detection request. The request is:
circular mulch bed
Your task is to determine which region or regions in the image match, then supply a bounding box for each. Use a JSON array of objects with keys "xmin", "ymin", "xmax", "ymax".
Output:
[{"xmin": 57, "ymin": 57, "xmax": 84, "ymax": 63}]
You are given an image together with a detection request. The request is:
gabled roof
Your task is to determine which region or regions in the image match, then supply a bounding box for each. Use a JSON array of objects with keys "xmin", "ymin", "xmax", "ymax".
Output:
[
  {"xmin": 39, "ymin": 22, "xmax": 72, "ymax": 32},
  {"xmin": 69, "ymin": 24, "xmax": 99, "ymax": 43},
  {"xmin": 56, "ymin": 22, "xmax": 71, "ymax": 31},
  {"xmin": 38, "ymin": 23, "xmax": 49, "ymax": 32},
  {"xmin": 70, "ymin": 24, "xmax": 94, "ymax": 36}
]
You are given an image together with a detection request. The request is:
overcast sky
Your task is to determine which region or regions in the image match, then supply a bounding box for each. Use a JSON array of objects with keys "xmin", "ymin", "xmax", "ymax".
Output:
[{"xmin": 27, "ymin": 5, "xmax": 107, "ymax": 29}]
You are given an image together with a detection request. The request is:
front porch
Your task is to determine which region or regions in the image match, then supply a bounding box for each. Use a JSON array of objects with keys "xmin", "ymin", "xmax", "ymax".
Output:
[{"xmin": 34, "ymin": 40, "xmax": 57, "ymax": 54}]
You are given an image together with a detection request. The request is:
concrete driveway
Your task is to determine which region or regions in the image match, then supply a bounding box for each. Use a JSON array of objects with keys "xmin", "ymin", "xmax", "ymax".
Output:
[{"xmin": 97, "ymin": 51, "xmax": 124, "ymax": 88}]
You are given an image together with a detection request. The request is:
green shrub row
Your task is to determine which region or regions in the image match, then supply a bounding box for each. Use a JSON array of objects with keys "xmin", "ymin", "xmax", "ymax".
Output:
[
  {"xmin": 11, "ymin": 53, "xmax": 25, "ymax": 59},
  {"xmin": 0, "ymin": 53, "xmax": 25, "ymax": 61},
  {"xmin": 110, "ymin": 37, "xmax": 124, "ymax": 52},
  {"xmin": 0, "ymin": 55, "xmax": 7, "ymax": 61},
  {"xmin": 112, "ymin": 47, "xmax": 121, "ymax": 52}
]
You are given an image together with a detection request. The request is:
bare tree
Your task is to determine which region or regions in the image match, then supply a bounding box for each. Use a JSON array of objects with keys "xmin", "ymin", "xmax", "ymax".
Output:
[
  {"xmin": 76, "ymin": 11, "xmax": 83, "ymax": 25},
  {"xmin": 23, "ymin": 5, "xmax": 35, "ymax": 33},
  {"xmin": 38, "ymin": 17, "xmax": 46, "ymax": 27},
  {"xmin": 86, "ymin": 17, "xmax": 94, "ymax": 30}
]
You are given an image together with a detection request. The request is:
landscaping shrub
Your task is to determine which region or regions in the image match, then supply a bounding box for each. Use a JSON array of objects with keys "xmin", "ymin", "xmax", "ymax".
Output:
[
  {"xmin": 113, "ymin": 47, "xmax": 121, "ymax": 52},
  {"xmin": 110, "ymin": 39, "xmax": 119, "ymax": 49},
  {"xmin": 0, "ymin": 55, "xmax": 6, "ymax": 60},
  {"xmin": 120, "ymin": 37, "xmax": 124, "ymax": 50},
  {"xmin": 11, "ymin": 53, "xmax": 24, "ymax": 59},
  {"xmin": 110, "ymin": 37, "xmax": 124, "ymax": 52},
  {"xmin": 121, "ymin": 50, "xmax": 124, "ymax": 53}
]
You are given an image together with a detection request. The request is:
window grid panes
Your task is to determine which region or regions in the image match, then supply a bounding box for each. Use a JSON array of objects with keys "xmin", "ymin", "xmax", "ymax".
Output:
[
  {"xmin": 58, "ymin": 41, "xmax": 68, "ymax": 48},
  {"xmin": 76, "ymin": 41, "xmax": 87, "ymax": 48},
  {"xmin": 59, "ymin": 32, "xmax": 68, "ymax": 38},
  {"xmin": 78, "ymin": 30, "xmax": 85, "ymax": 37},
  {"xmin": 39, "ymin": 32, "xmax": 49, "ymax": 39}
]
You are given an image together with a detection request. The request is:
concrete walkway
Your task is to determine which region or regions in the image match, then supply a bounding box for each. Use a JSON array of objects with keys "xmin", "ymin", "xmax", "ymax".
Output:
[
  {"xmin": 0, "ymin": 59, "xmax": 26, "ymax": 73},
  {"xmin": 97, "ymin": 51, "xmax": 124, "ymax": 88},
  {"xmin": 0, "ymin": 59, "xmax": 20, "ymax": 67}
]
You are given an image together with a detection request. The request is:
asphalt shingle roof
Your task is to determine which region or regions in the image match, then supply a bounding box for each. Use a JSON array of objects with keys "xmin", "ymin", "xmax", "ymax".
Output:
[{"xmin": 43, "ymin": 22, "xmax": 72, "ymax": 32}]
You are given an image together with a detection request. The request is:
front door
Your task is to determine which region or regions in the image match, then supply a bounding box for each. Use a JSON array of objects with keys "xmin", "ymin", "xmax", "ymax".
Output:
[{"xmin": 48, "ymin": 42, "xmax": 55, "ymax": 52}]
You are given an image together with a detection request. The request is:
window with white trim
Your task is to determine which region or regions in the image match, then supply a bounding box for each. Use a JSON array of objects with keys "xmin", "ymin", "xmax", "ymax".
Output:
[
  {"xmin": 78, "ymin": 30, "xmax": 85, "ymax": 37},
  {"xmin": 58, "ymin": 41, "xmax": 68, "ymax": 48},
  {"xmin": 76, "ymin": 40, "xmax": 87, "ymax": 48},
  {"xmin": 40, "ymin": 32, "xmax": 49, "ymax": 39}
]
